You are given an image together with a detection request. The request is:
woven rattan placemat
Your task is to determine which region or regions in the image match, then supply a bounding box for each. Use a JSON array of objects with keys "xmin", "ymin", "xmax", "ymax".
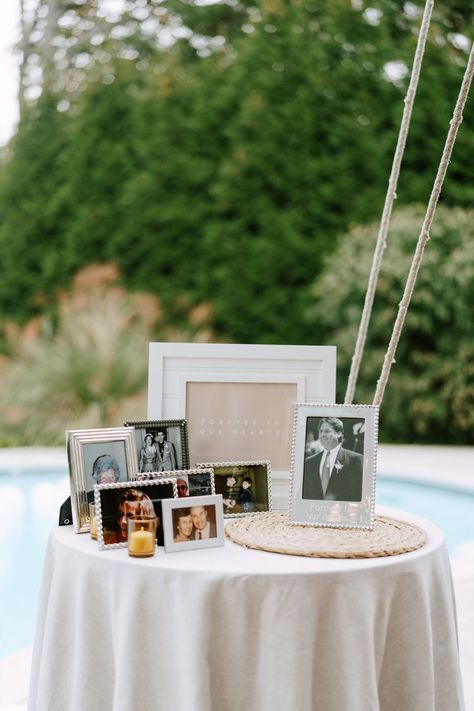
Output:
[{"xmin": 225, "ymin": 511, "xmax": 427, "ymax": 559}]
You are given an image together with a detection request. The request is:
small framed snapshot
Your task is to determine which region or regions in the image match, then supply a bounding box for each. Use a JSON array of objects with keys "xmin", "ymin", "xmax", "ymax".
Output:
[
  {"xmin": 196, "ymin": 461, "xmax": 272, "ymax": 518},
  {"xmin": 123, "ymin": 419, "xmax": 190, "ymax": 474},
  {"xmin": 94, "ymin": 478, "xmax": 178, "ymax": 550},
  {"xmin": 162, "ymin": 495, "xmax": 224, "ymax": 552},
  {"xmin": 67, "ymin": 427, "xmax": 139, "ymax": 533},
  {"xmin": 288, "ymin": 404, "xmax": 379, "ymax": 530},
  {"xmin": 135, "ymin": 468, "xmax": 215, "ymax": 498}
]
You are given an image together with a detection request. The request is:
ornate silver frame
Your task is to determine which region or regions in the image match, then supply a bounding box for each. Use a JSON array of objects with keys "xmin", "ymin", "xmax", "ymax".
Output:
[
  {"xmin": 94, "ymin": 477, "xmax": 178, "ymax": 550},
  {"xmin": 67, "ymin": 427, "xmax": 139, "ymax": 533},
  {"xmin": 123, "ymin": 418, "xmax": 190, "ymax": 472},
  {"xmin": 288, "ymin": 403, "xmax": 379, "ymax": 530},
  {"xmin": 196, "ymin": 460, "xmax": 272, "ymax": 518},
  {"xmin": 135, "ymin": 468, "xmax": 215, "ymax": 496}
]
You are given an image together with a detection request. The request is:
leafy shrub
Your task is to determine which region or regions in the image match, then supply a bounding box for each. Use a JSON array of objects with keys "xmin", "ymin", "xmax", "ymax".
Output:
[
  {"xmin": 0, "ymin": 264, "xmax": 214, "ymax": 445},
  {"xmin": 305, "ymin": 205, "xmax": 474, "ymax": 444}
]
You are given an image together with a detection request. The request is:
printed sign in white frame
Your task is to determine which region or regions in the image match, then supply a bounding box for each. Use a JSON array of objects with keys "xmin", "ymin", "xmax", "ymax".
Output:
[
  {"xmin": 288, "ymin": 403, "xmax": 379, "ymax": 530},
  {"xmin": 148, "ymin": 343, "xmax": 336, "ymax": 488}
]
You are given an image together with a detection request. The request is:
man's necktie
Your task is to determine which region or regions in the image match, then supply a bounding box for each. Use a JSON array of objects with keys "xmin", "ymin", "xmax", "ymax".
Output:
[
  {"xmin": 197, "ymin": 530, "xmax": 202, "ymax": 540},
  {"xmin": 321, "ymin": 451, "xmax": 331, "ymax": 495}
]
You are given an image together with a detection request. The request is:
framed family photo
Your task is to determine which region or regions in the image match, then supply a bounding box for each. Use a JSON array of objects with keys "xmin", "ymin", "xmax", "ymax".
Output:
[
  {"xmin": 288, "ymin": 404, "xmax": 379, "ymax": 530},
  {"xmin": 136, "ymin": 468, "xmax": 215, "ymax": 498},
  {"xmin": 67, "ymin": 427, "xmax": 139, "ymax": 533},
  {"xmin": 147, "ymin": 343, "xmax": 336, "ymax": 488},
  {"xmin": 196, "ymin": 461, "xmax": 272, "ymax": 517},
  {"xmin": 123, "ymin": 419, "xmax": 190, "ymax": 473},
  {"xmin": 94, "ymin": 478, "xmax": 178, "ymax": 550},
  {"xmin": 162, "ymin": 495, "xmax": 224, "ymax": 552}
]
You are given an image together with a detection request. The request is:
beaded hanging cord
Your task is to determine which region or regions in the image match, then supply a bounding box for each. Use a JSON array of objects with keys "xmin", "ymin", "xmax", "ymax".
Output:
[
  {"xmin": 373, "ymin": 42, "xmax": 474, "ymax": 406},
  {"xmin": 344, "ymin": 0, "xmax": 434, "ymax": 405},
  {"xmin": 346, "ymin": 40, "xmax": 474, "ymax": 406}
]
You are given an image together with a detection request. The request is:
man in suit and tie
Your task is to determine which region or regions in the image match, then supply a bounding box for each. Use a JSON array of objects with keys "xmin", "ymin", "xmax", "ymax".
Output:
[
  {"xmin": 302, "ymin": 417, "xmax": 363, "ymax": 502},
  {"xmin": 190, "ymin": 505, "xmax": 217, "ymax": 540},
  {"xmin": 154, "ymin": 429, "xmax": 177, "ymax": 471}
]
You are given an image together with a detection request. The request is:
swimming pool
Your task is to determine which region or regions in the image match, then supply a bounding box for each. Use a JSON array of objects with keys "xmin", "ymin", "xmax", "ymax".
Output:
[{"xmin": 1, "ymin": 469, "xmax": 473, "ymax": 658}]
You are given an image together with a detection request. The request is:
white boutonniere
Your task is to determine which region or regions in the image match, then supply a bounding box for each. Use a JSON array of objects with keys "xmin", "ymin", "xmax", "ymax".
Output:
[{"xmin": 334, "ymin": 462, "xmax": 343, "ymax": 471}]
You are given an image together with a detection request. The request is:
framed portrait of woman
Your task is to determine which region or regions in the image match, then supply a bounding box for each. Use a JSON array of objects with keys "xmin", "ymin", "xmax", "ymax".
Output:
[{"xmin": 67, "ymin": 427, "xmax": 139, "ymax": 533}]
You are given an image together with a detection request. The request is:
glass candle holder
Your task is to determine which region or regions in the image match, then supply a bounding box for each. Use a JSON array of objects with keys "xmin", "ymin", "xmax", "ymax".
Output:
[
  {"xmin": 89, "ymin": 503, "xmax": 98, "ymax": 540},
  {"xmin": 127, "ymin": 516, "xmax": 157, "ymax": 558}
]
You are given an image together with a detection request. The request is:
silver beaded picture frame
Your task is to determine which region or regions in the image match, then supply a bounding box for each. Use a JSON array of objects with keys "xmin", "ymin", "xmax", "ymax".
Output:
[
  {"xmin": 67, "ymin": 427, "xmax": 139, "ymax": 533},
  {"xmin": 162, "ymin": 494, "xmax": 225, "ymax": 552},
  {"xmin": 196, "ymin": 460, "xmax": 272, "ymax": 518},
  {"xmin": 135, "ymin": 467, "xmax": 216, "ymax": 498},
  {"xmin": 288, "ymin": 404, "xmax": 379, "ymax": 530},
  {"xmin": 123, "ymin": 419, "xmax": 190, "ymax": 473},
  {"xmin": 94, "ymin": 478, "xmax": 178, "ymax": 550}
]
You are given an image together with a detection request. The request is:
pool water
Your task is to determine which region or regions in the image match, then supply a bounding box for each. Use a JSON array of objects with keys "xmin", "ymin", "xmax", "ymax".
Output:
[
  {"xmin": 0, "ymin": 470, "xmax": 473, "ymax": 658},
  {"xmin": 0, "ymin": 470, "xmax": 69, "ymax": 658}
]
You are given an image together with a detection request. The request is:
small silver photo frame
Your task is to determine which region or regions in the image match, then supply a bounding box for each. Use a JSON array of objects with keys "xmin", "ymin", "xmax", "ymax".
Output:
[
  {"xmin": 123, "ymin": 419, "xmax": 190, "ymax": 473},
  {"xmin": 196, "ymin": 460, "xmax": 272, "ymax": 518},
  {"xmin": 67, "ymin": 427, "xmax": 139, "ymax": 533},
  {"xmin": 94, "ymin": 478, "xmax": 178, "ymax": 550},
  {"xmin": 288, "ymin": 403, "xmax": 379, "ymax": 530},
  {"xmin": 135, "ymin": 468, "xmax": 215, "ymax": 498},
  {"xmin": 162, "ymin": 494, "xmax": 225, "ymax": 552}
]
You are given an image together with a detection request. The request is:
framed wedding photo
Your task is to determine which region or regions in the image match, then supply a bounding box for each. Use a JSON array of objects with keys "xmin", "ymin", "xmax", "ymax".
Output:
[
  {"xmin": 288, "ymin": 404, "xmax": 379, "ymax": 530},
  {"xmin": 196, "ymin": 461, "xmax": 272, "ymax": 518},
  {"xmin": 94, "ymin": 478, "xmax": 178, "ymax": 550},
  {"xmin": 67, "ymin": 427, "xmax": 139, "ymax": 533},
  {"xmin": 162, "ymin": 495, "xmax": 224, "ymax": 552},
  {"xmin": 123, "ymin": 419, "xmax": 190, "ymax": 473}
]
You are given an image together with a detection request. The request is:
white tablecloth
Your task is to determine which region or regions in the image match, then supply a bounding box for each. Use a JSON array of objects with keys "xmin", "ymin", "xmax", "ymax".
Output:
[{"xmin": 28, "ymin": 507, "xmax": 465, "ymax": 711}]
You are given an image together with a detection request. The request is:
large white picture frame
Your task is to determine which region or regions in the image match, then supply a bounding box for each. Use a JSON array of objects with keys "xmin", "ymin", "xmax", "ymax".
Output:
[{"xmin": 148, "ymin": 343, "xmax": 336, "ymax": 498}]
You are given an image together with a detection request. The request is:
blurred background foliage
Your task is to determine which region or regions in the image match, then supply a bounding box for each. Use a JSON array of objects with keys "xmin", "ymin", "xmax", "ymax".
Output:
[{"xmin": 0, "ymin": 0, "xmax": 473, "ymax": 444}]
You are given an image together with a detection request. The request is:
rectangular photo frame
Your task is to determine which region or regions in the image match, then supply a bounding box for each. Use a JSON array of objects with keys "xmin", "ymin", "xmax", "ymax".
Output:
[
  {"xmin": 123, "ymin": 419, "xmax": 190, "ymax": 474},
  {"xmin": 135, "ymin": 468, "xmax": 215, "ymax": 498},
  {"xmin": 288, "ymin": 403, "xmax": 379, "ymax": 530},
  {"xmin": 162, "ymin": 494, "xmax": 224, "ymax": 552},
  {"xmin": 67, "ymin": 427, "xmax": 139, "ymax": 533},
  {"xmin": 94, "ymin": 478, "xmax": 178, "ymax": 550},
  {"xmin": 196, "ymin": 461, "xmax": 272, "ymax": 518},
  {"xmin": 147, "ymin": 343, "xmax": 336, "ymax": 485}
]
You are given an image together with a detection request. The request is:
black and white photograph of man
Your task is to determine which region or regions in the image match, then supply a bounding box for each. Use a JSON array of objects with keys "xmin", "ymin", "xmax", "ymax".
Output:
[{"xmin": 302, "ymin": 417, "xmax": 364, "ymax": 502}]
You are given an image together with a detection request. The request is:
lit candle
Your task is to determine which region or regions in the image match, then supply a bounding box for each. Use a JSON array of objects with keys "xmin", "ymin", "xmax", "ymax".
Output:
[{"xmin": 128, "ymin": 529, "xmax": 155, "ymax": 557}]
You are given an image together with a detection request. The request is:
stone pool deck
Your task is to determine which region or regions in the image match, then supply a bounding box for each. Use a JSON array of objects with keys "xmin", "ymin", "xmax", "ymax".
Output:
[{"xmin": 1, "ymin": 444, "xmax": 473, "ymax": 710}]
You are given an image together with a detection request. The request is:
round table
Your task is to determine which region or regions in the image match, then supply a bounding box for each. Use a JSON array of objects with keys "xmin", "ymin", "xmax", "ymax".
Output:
[{"xmin": 28, "ymin": 507, "xmax": 465, "ymax": 711}]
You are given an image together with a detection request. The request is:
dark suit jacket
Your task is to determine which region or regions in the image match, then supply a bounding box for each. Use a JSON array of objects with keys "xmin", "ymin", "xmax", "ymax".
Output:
[{"xmin": 302, "ymin": 447, "xmax": 363, "ymax": 502}]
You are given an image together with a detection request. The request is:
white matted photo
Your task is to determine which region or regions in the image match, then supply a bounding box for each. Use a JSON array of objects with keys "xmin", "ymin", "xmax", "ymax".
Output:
[
  {"xmin": 147, "ymin": 343, "xmax": 336, "ymax": 483},
  {"xmin": 288, "ymin": 404, "xmax": 379, "ymax": 530},
  {"xmin": 67, "ymin": 427, "xmax": 139, "ymax": 533},
  {"xmin": 196, "ymin": 461, "xmax": 271, "ymax": 517},
  {"xmin": 162, "ymin": 495, "xmax": 224, "ymax": 552}
]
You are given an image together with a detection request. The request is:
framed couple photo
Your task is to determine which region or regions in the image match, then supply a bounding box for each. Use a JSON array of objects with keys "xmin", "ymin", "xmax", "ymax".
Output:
[
  {"xmin": 162, "ymin": 495, "xmax": 225, "ymax": 552},
  {"xmin": 123, "ymin": 419, "xmax": 189, "ymax": 473},
  {"xmin": 289, "ymin": 403, "xmax": 379, "ymax": 530}
]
